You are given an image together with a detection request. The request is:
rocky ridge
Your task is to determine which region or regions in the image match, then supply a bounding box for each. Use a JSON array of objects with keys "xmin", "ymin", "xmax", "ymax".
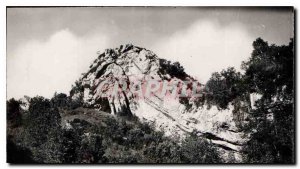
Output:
[{"xmin": 70, "ymin": 44, "xmax": 252, "ymax": 161}]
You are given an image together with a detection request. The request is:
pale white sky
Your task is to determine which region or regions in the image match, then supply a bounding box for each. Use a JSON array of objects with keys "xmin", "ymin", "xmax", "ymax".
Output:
[{"xmin": 7, "ymin": 7, "xmax": 294, "ymax": 99}]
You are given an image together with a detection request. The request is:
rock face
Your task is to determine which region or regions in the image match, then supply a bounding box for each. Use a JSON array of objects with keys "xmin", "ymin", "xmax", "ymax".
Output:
[{"xmin": 71, "ymin": 44, "xmax": 248, "ymax": 161}]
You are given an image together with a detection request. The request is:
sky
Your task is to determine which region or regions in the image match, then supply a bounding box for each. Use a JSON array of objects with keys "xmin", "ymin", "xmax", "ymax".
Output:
[{"xmin": 7, "ymin": 7, "xmax": 294, "ymax": 99}]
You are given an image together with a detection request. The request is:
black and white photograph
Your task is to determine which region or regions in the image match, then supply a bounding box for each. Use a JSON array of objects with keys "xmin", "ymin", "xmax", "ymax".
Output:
[{"xmin": 6, "ymin": 6, "xmax": 295, "ymax": 164}]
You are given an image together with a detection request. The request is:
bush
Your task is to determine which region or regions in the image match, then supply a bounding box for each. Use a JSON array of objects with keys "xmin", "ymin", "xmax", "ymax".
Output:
[
  {"xmin": 180, "ymin": 132, "xmax": 222, "ymax": 163},
  {"xmin": 7, "ymin": 137, "xmax": 35, "ymax": 163},
  {"xmin": 25, "ymin": 96, "xmax": 61, "ymax": 146},
  {"xmin": 159, "ymin": 59, "xmax": 187, "ymax": 80}
]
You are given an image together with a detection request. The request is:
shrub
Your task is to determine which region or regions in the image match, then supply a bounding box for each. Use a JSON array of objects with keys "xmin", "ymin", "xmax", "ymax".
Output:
[{"xmin": 180, "ymin": 132, "xmax": 222, "ymax": 163}]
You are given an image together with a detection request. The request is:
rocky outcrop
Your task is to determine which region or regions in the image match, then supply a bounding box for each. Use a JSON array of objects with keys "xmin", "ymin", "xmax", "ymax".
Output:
[{"xmin": 71, "ymin": 44, "xmax": 249, "ymax": 162}]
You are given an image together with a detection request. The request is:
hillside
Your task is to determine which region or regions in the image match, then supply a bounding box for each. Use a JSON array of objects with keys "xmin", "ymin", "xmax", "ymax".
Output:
[
  {"xmin": 69, "ymin": 44, "xmax": 248, "ymax": 160},
  {"xmin": 7, "ymin": 38, "xmax": 295, "ymax": 164}
]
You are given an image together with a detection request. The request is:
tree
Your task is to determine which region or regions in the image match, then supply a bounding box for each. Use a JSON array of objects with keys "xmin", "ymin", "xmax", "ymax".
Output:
[
  {"xmin": 51, "ymin": 92, "xmax": 69, "ymax": 108},
  {"xmin": 242, "ymin": 38, "xmax": 294, "ymax": 163},
  {"xmin": 158, "ymin": 59, "xmax": 187, "ymax": 80},
  {"xmin": 26, "ymin": 96, "xmax": 61, "ymax": 146},
  {"xmin": 7, "ymin": 98, "xmax": 22, "ymax": 127},
  {"xmin": 205, "ymin": 67, "xmax": 244, "ymax": 109}
]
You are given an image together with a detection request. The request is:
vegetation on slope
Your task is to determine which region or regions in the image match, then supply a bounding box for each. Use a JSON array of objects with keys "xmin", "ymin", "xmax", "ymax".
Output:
[
  {"xmin": 7, "ymin": 94, "xmax": 221, "ymax": 163},
  {"xmin": 204, "ymin": 38, "xmax": 294, "ymax": 163}
]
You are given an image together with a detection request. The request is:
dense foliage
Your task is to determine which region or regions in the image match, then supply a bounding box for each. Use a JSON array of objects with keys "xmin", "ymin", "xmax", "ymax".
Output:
[
  {"xmin": 241, "ymin": 38, "xmax": 294, "ymax": 163},
  {"xmin": 204, "ymin": 38, "xmax": 294, "ymax": 163},
  {"xmin": 205, "ymin": 67, "xmax": 245, "ymax": 109},
  {"xmin": 7, "ymin": 98, "xmax": 22, "ymax": 127},
  {"xmin": 7, "ymin": 94, "xmax": 221, "ymax": 164},
  {"xmin": 159, "ymin": 59, "xmax": 187, "ymax": 80}
]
